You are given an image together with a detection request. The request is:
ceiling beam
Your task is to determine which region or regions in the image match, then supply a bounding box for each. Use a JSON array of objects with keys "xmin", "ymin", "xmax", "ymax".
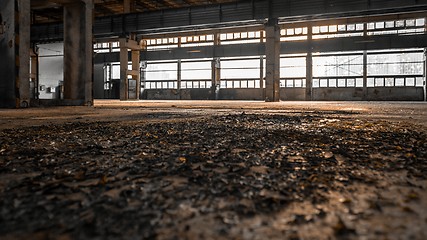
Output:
[
  {"xmin": 162, "ymin": 0, "xmax": 181, "ymax": 8},
  {"xmin": 136, "ymin": 0, "xmax": 158, "ymax": 11},
  {"xmin": 94, "ymin": 3, "xmax": 116, "ymax": 15},
  {"xmin": 31, "ymin": 0, "xmax": 61, "ymax": 10}
]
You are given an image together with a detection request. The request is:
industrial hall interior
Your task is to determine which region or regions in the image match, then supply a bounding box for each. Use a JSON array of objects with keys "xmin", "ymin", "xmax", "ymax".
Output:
[{"xmin": 1, "ymin": 0, "xmax": 427, "ymax": 239}]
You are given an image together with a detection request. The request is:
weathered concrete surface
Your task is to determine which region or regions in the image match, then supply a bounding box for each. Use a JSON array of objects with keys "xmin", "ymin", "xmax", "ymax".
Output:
[
  {"xmin": 0, "ymin": 100, "xmax": 426, "ymax": 240},
  {"xmin": 265, "ymin": 19, "xmax": 280, "ymax": 102},
  {"xmin": 0, "ymin": 0, "xmax": 15, "ymax": 108},
  {"xmin": 0, "ymin": 100, "xmax": 426, "ymax": 130},
  {"xmin": 0, "ymin": 0, "xmax": 30, "ymax": 108},
  {"xmin": 63, "ymin": 1, "xmax": 93, "ymax": 105}
]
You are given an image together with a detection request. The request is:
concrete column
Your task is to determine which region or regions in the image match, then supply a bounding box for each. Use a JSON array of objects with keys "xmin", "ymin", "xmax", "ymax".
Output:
[
  {"xmin": 363, "ymin": 23, "xmax": 368, "ymax": 100},
  {"xmin": 423, "ymin": 18, "xmax": 427, "ymax": 102},
  {"xmin": 211, "ymin": 58, "xmax": 221, "ymax": 100},
  {"xmin": 211, "ymin": 33, "xmax": 221, "ymax": 100},
  {"xmin": 306, "ymin": 24, "xmax": 313, "ymax": 101},
  {"xmin": 132, "ymin": 50, "xmax": 140, "ymax": 99},
  {"xmin": 119, "ymin": 38, "xmax": 129, "ymax": 100},
  {"xmin": 260, "ymin": 56, "xmax": 265, "ymax": 98},
  {"xmin": 30, "ymin": 47, "xmax": 39, "ymax": 99},
  {"xmin": 63, "ymin": 0, "xmax": 94, "ymax": 105},
  {"xmin": 363, "ymin": 51, "xmax": 368, "ymax": 100},
  {"xmin": 177, "ymin": 38, "xmax": 182, "ymax": 95},
  {"xmin": 177, "ymin": 59, "xmax": 182, "ymax": 94},
  {"xmin": 265, "ymin": 18, "xmax": 280, "ymax": 102},
  {"xmin": 120, "ymin": 37, "xmax": 143, "ymax": 100},
  {"xmin": 260, "ymin": 30, "xmax": 265, "ymax": 94},
  {"xmin": 424, "ymin": 48, "xmax": 427, "ymax": 102},
  {"xmin": 0, "ymin": 0, "xmax": 30, "ymax": 108}
]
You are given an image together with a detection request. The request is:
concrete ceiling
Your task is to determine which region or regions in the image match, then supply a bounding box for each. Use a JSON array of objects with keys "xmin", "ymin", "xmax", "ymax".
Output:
[{"xmin": 31, "ymin": 0, "xmax": 240, "ymax": 24}]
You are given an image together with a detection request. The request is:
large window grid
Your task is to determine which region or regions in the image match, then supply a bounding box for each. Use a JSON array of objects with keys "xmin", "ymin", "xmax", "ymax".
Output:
[
  {"xmin": 367, "ymin": 50, "xmax": 424, "ymax": 87},
  {"xmin": 220, "ymin": 57, "xmax": 264, "ymax": 89},
  {"xmin": 142, "ymin": 51, "xmax": 424, "ymax": 90},
  {"xmin": 282, "ymin": 78, "xmax": 307, "ymax": 88},
  {"xmin": 280, "ymin": 27, "xmax": 308, "ymax": 41},
  {"xmin": 143, "ymin": 61, "xmax": 178, "ymax": 89},
  {"xmin": 312, "ymin": 52, "xmax": 363, "ymax": 88},
  {"xmin": 181, "ymin": 60, "xmax": 212, "ymax": 89},
  {"xmin": 367, "ymin": 76, "xmax": 424, "ymax": 87},
  {"xmin": 93, "ymin": 17, "xmax": 426, "ymax": 53},
  {"xmin": 180, "ymin": 80, "xmax": 212, "ymax": 89},
  {"xmin": 98, "ymin": 16, "xmax": 426, "ymax": 93},
  {"xmin": 368, "ymin": 51, "xmax": 424, "ymax": 76},
  {"xmin": 367, "ymin": 18, "xmax": 425, "ymax": 36},
  {"xmin": 220, "ymin": 31, "xmax": 264, "ymax": 44},
  {"xmin": 312, "ymin": 23, "xmax": 365, "ymax": 39},
  {"xmin": 146, "ymin": 37, "xmax": 179, "ymax": 51},
  {"xmin": 312, "ymin": 77, "xmax": 364, "ymax": 88},
  {"xmin": 280, "ymin": 55, "xmax": 307, "ymax": 88},
  {"xmin": 281, "ymin": 17, "xmax": 426, "ymax": 40},
  {"xmin": 94, "ymin": 41, "xmax": 120, "ymax": 53},
  {"xmin": 314, "ymin": 53, "xmax": 364, "ymax": 77},
  {"xmin": 143, "ymin": 30, "xmax": 264, "ymax": 51}
]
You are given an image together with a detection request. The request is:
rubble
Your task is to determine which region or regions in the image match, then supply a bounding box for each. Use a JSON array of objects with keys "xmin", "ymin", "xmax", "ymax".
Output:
[{"xmin": 0, "ymin": 112, "xmax": 426, "ymax": 239}]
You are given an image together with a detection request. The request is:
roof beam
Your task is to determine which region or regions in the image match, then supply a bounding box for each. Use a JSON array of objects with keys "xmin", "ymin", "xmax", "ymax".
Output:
[
  {"xmin": 32, "ymin": 0, "xmax": 427, "ymax": 42},
  {"xmin": 136, "ymin": 0, "xmax": 158, "ymax": 11},
  {"xmin": 162, "ymin": 0, "xmax": 181, "ymax": 8}
]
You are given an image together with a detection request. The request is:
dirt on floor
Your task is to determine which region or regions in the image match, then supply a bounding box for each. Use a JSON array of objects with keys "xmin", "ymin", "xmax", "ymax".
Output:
[{"xmin": 0, "ymin": 101, "xmax": 426, "ymax": 240}]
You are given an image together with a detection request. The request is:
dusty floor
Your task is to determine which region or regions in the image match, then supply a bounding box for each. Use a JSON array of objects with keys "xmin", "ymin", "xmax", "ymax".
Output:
[{"xmin": 0, "ymin": 100, "xmax": 426, "ymax": 239}]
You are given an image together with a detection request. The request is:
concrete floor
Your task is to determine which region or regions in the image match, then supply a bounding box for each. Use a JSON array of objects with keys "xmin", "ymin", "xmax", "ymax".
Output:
[
  {"xmin": 1, "ymin": 100, "xmax": 426, "ymax": 130},
  {"xmin": 1, "ymin": 100, "xmax": 426, "ymax": 239}
]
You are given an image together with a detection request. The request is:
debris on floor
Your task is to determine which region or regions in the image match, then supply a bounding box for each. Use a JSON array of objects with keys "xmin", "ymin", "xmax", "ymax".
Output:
[{"xmin": 0, "ymin": 112, "xmax": 426, "ymax": 239}]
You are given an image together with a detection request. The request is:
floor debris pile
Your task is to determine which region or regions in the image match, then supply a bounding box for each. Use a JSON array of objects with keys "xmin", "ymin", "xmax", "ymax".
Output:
[{"xmin": 1, "ymin": 112, "xmax": 426, "ymax": 239}]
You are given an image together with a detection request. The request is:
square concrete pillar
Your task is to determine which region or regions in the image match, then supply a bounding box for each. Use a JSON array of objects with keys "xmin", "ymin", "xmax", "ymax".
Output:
[
  {"xmin": 120, "ymin": 37, "xmax": 143, "ymax": 101},
  {"xmin": 120, "ymin": 38, "xmax": 129, "ymax": 100},
  {"xmin": 305, "ymin": 24, "xmax": 313, "ymax": 101},
  {"xmin": 30, "ymin": 47, "xmax": 39, "ymax": 99},
  {"xmin": 211, "ymin": 58, "xmax": 220, "ymax": 100},
  {"xmin": 265, "ymin": 18, "xmax": 280, "ymax": 102},
  {"xmin": 0, "ymin": 0, "xmax": 30, "ymax": 108},
  {"xmin": 63, "ymin": 0, "xmax": 93, "ymax": 106}
]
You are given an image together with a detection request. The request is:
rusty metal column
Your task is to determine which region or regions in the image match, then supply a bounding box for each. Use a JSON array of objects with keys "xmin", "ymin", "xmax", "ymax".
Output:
[
  {"xmin": 63, "ymin": 0, "xmax": 94, "ymax": 106},
  {"xmin": 306, "ymin": 23, "xmax": 313, "ymax": 101},
  {"xmin": 265, "ymin": 18, "xmax": 280, "ymax": 102}
]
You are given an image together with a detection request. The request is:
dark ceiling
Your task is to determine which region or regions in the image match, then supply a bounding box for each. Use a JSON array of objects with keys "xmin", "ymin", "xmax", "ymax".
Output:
[{"xmin": 31, "ymin": 0, "xmax": 241, "ymax": 24}]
